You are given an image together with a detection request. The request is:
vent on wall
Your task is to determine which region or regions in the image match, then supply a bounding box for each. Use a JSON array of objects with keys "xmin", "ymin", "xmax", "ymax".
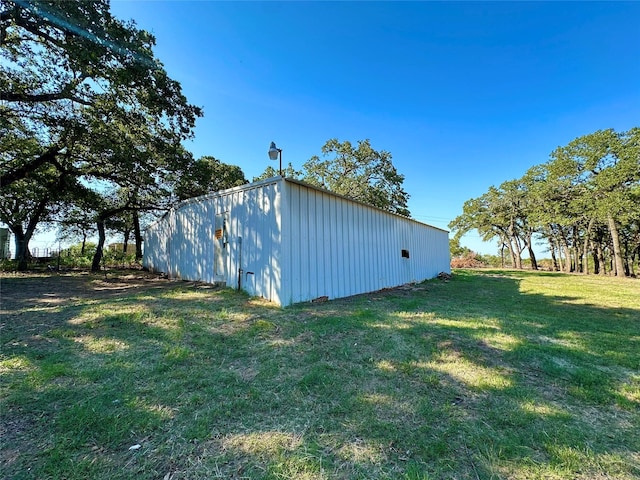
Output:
[{"xmin": 401, "ymin": 249, "xmax": 410, "ymax": 258}]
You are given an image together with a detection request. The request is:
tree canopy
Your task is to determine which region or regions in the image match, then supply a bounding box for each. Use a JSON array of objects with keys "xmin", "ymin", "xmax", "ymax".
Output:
[
  {"xmin": 302, "ymin": 139, "xmax": 411, "ymax": 217},
  {"xmin": 252, "ymin": 163, "xmax": 300, "ymax": 183},
  {"xmin": 251, "ymin": 139, "xmax": 411, "ymax": 216},
  {"xmin": 1, "ymin": 0, "xmax": 203, "ymax": 269},
  {"xmin": 173, "ymin": 156, "xmax": 247, "ymax": 201},
  {"xmin": 450, "ymin": 128, "xmax": 640, "ymax": 276},
  {"xmin": 1, "ymin": 0, "xmax": 200, "ymax": 187}
]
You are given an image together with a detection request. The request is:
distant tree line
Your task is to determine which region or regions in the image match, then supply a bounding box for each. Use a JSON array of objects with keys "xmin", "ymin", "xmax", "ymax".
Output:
[{"xmin": 449, "ymin": 128, "xmax": 640, "ymax": 277}]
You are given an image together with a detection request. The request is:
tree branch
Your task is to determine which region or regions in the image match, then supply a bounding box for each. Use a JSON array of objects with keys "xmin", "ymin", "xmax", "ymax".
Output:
[
  {"xmin": 1, "ymin": 91, "xmax": 92, "ymax": 105},
  {"xmin": 0, "ymin": 145, "xmax": 62, "ymax": 188},
  {"xmin": 3, "ymin": 9, "xmax": 69, "ymax": 49}
]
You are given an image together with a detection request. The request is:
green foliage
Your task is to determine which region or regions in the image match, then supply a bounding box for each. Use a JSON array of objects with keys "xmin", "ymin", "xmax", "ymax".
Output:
[
  {"xmin": 56, "ymin": 242, "xmax": 97, "ymax": 268},
  {"xmin": 252, "ymin": 139, "xmax": 411, "ymax": 216},
  {"xmin": 303, "ymin": 138, "xmax": 411, "ymax": 217},
  {"xmin": 0, "ymin": 169, "xmax": 56, "ymax": 266},
  {"xmin": 1, "ymin": 0, "xmax": 201, "ymax": 187},
  {"xmin": 252, "ymin": 163, "xmax": 301, "ymax": 182},
  {"xmin": 544, "ymin": 128, "xmax": 640, "ymax": 276},
  {"xmin": 1, "ymin": 0, "xmax": 203, "ymax": 270},
  {"xmin": 449, "ymin": 236, "xmax": 472, "ymax": 258},
  {"xmin": 52, "ymin": 242, "xmax": 139, "ymax": 269},
  {"xmin": 56, "ymin": 201, "xmax": 98, "ymax": 247},
  {"xmin": 173, "ymin": 155, "xmax": 248, "ymax": 201},
  {"xmin": 449, "ymin": 179, "xmax": 537, "ymax": 270},
  {"xmin": 101, "ymin": 247, "xmax": 138, "ymax": 268},
  {"xmin": 450, "ymin": 128, "xmax": 640, "ymax": 276}
]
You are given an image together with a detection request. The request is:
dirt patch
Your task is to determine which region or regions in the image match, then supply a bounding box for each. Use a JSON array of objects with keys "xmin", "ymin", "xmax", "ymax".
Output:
[
  {"xmin": 0, "ymin": 271, "xmax": 187, "ymax": 343},
  {"xmin": 0, "ymin": 270, "xmax": 178, "ymax": 314},
  {"xmin": 0, "ymin": 414, "xmax": 40, "ymax": 469}
]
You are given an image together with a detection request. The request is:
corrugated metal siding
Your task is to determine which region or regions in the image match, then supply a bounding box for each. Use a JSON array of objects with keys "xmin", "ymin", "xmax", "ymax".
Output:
[
  {"xmin": 280, "ymin": 180, "xmax": 450, "ymax": 305},
  {"xmin": 169, "ymin": 200, "xmax": 216, "ymax": 282},
  {"xmin": 142, "ymin": 179, "xmax": 283, "ymax": 303},
  {"xmin": 144, "ymin": 177, "xmax": 449, "ymax": 307},
  {"xmin": 141, "ymin": 218, "xmax": 166, "ymax": 273},
  {"xmin": 230, "ymin": 181, "xmax": 282, "ymax": 304}
]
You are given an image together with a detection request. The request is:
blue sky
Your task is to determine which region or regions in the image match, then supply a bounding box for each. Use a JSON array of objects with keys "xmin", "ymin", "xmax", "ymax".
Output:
[{"xmin": 40, "ymin": 1, "xmax": 640, "ymax": 254}]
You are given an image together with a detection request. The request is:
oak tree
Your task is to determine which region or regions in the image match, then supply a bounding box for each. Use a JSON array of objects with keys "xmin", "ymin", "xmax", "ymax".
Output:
[
  {"xmin": 1, "ymin": 0, "xmax": 202, "ymax": 269},
  {"xmin": 173, "ymin": 156, "xmax": 247, "ymax": 201},
  {"xmin": 302, "ymin": 139, "xmax": 410, "ymax": 217}
]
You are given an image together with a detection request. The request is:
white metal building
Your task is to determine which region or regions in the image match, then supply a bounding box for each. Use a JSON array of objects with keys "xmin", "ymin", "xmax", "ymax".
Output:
[{"xmin": 143, "ymin": 177, "xmax": 450, "ymax": 306}]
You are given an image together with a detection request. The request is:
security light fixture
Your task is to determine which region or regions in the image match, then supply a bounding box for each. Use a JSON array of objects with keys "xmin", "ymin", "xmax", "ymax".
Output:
[{"xmin": 268, "ymin": 141, "xmax": 282, "ymax": 176}]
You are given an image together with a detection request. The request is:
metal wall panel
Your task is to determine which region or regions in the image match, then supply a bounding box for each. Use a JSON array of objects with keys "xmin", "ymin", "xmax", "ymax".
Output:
[
  {"xmin": 280, "ymin": 180, "xmax": 450, "ymax": 305},
  {"xmin": 142, "ymin": 212, "xmax": 170, "ymax": 274},
  {"xmin": 169, "ymin": 200, "xmax": 216, "ymax": 282},
  {"xmin": 231, "ymin": 180, "xmax": 282, "ymax": 304},
  {"xmin": 143, "ymin": 179, "xmax": 283, "ymax": 304}
]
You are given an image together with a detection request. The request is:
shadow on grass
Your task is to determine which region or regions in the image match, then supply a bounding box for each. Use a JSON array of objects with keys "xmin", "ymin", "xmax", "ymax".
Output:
[{"xmin": 1, "ymin": 270, "xmax": 638, "ymax": 479}]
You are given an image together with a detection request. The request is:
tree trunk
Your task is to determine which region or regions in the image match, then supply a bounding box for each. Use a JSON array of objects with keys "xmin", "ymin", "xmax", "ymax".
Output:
[
  {"xmin": 629, "ymin": 249, "xmax": 640, "ymax": 277},
  {"xmin": 527, "ymin": 243, "xmax": 538, "ymax": 270},
  {"xmin": 550, "ymin": 248, "xmax": 559, "ymax": 271},
  {"xmin": 607, "ymin": 213, "xmax": 625, "ymax": 277},
  {"xmin": 596, "ymin": 242, "xmax": 607, "ymax": 275},
  {"xmin": 91, "ymin": 220, "xmax": 106, "ymax": 272},
  {"xmin": 123, "ymin": 229, "xmax": 130, "ymax": 253},
  {"xmin": 133, "ymin": 210, "xmax": 143, "ymax": 261},
  {"xmin": 622, "ymin": 236, "xmax": 631, "ymax": 277},
  {"xmin": 554, "ymin": 237, "xmax": 564, "ymax": 272},
  {"xmin": 506, "ymin": 220, "xmax": 523, "ymax": 270},
  {"xmin": 623, "ymin": 256, "xmax": 630, "ymax": 277},
  {"xmin": 558, "ymin": 231, "xmax": 572, "ymax": 273},
  {"xmin": 507, "ymin": 234, "xmax": 523, "ymax": 269},
  {"xmin": 522, "ymin": 231, "xmax": 537, "ymax": 270},
  {"xmin": 9, "ymin": 197, "xmax": 48, "ymax": 271},
  {"xmin": 547, "ymin": 233, "xmax": 559, "ymax": 271},
  {"xmin": 572, "ymin": 225, "xmax": 581, "ymax": 273},
  {"xmin": 505, "ymin": 240, "xmax": 518, "ymax": 269},
  {"xmin": 90, "ymin": 204, "xmax": 134, "ymax": 272},
  {"xmin": 512, "ymin": 236, "xmax": 523, "ymax": 270},
  {"xmin": 583, "ymin": 218, "xmax": 594, "ymax": 274},
  {"xmin": 13, "ymin": 228, "xmax": 32, "ymax": 271},
  {"xmin": 591, "ymin": 241, "xmax": 600, "ymax": 275}
]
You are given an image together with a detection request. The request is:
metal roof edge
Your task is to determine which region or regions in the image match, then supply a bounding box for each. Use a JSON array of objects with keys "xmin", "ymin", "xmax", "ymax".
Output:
[
  {"xmin": 283, "ymin": 177, "xmax": 449, "ymax": 233},
  {"xmin": 143, "ymin": 177, "xmax": 284, "ymax": 231},
  {"xmin": 174, "ymin": 176, "xmax": 283, "ymax": 209},
  {"xmin": 144, "ymin": 176, "xmax": 449, "ymax": 235}
]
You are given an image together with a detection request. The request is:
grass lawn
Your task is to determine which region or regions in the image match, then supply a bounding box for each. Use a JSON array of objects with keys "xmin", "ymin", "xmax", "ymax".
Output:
[{"xmin": 1, "ymin": 269, "xmax": 638, "ymax": 479}]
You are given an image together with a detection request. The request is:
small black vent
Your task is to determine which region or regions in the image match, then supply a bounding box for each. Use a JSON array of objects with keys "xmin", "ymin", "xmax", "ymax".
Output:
[{"xmin": 401, "ymin": 249, "xmax": 410, "ymax": 258}]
